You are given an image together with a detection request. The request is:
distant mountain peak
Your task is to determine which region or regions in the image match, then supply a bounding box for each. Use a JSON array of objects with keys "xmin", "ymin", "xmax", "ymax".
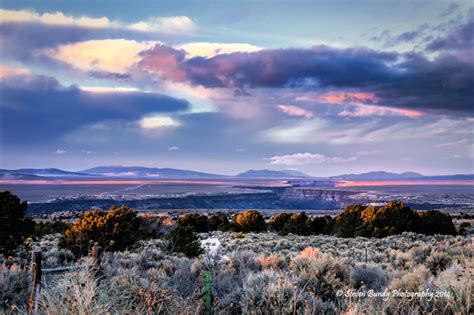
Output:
[
  {"xmin": 80, "ymin": 165, "xmax": 225, "ymax": 179},
  {"xmin": 331, "ymin": 171, "xmax": 424, "ymax": 180}
]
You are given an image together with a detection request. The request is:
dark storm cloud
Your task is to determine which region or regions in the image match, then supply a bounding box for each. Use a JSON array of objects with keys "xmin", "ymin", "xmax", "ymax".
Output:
[
  {"xmin": 373, "ymin": 53, "xmax": 474, "ymax": 113},
  {"xmin": 0, "ymin": 74, "xmax": 189, "ymax": 143},
  {"xmin": 139, "ymin": 45, "xmax": 398, "ymax": 89},
  {"xmin": 138, "ymin": 42, "xmax": 474, "ymax": 114}
]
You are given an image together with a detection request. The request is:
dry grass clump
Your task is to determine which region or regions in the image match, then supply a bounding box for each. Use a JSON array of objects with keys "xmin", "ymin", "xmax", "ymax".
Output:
[
  {"xmin": 299, "ymin": 246, "xmax": 320, "ymax": 259},
  {"xmin": 37, "ymin": 270, "xmax": 112, "ymax": 314},
  {"xmin": 258, "ymin": 254, "xmax": 284, "ymax": 269},
  {"xmin": 0, "ymin": 262, "xmax": 31, "ymax": 313}
]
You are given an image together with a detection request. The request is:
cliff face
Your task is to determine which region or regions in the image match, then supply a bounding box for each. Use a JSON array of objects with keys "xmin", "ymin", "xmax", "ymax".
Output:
[
  {"xmin": 27, "ymin": 188, "xmax": 367, "ymax": 214},
  {"xmin": 281, "ymin": 188, "xmax": 360, "ymax": 209},
  {"xmin": 282, "ymin": 188, "xmax": 353, "ymax": 201},
  {"xmin": 24, "ymin": 184, "xmax": 472, "ymax": 215}
]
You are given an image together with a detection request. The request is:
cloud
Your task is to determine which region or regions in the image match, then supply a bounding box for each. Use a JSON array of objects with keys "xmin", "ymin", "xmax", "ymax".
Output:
[
  {"xmin": 266, "ymin": 152, "xmax": 356, "ymax": 165},
  {"xmin": 370, "ymin": 24, "xmax": 429, "ymax": 47},
  {"xmin": 338, "ymin": 105, "xmax": 422, "ymax": 118},
  {"xmin": 138, "ymin": 44, "xmax": 397, "ymax": 88},
  {"xmin": 277, "ymin": 104, "xmax": 313, "ymax": 118},
  {"xmin": 129, "ymin": 16, "xmax": 197, "ymax": 33},
  {"xmin": 440, "ymin": 3, "xmax": 460, "ymax": 17},
  {"xmin": 168, "ymin": 146, "xmax": 180, "ymax": 151},
  {"xmin": 79, "ymin": 86, "xmax": 141, "ymax": 93},
  {"xmin": 0, "ymin": 73, "xmax": 189, "ymax": 143},
  {"xmin": 0, "ymin": 9, "xmax": 197, "ymax": 62},
  {"xmin": 261, "ymin": 115, "xmax": 472, "ymax": 146},
  {"xmin": 0, "ymin": 9, "xmax": 196, "ymax": 34},
  {"xmin": 176, "ymin": 42, "xmax": 262, "ymax": 58},
  {"xmin": 139, "ymin": 115, "xmax": 181, "ymax": 130},
  {"xmin": 138, "ymin": 42, "xmax": 473, "ymax": 114},
  {"xmin": 56, "ymin": 149, "xmax": 67, "ymax": 154},
  {"xmin": 356, "ymin": 150, "xmax": 382, "ymax": 156},
  {"xmin": 426, "ymin": 10, "xmax": 474, "ymax": 63},
  {"xmin": 0, "ymin": 9, "xmax": 115, "ymax": 28},
  {"xmin": 0, "ymin": 64, "xmax": 31, "ymax": 79},
  {"xmin": 40, "ymin": 39, "xmax": 159, "ymax": 72},
  {"xmin": 297, "ymin": 91, "xmax": 422, "ymax": 117}
]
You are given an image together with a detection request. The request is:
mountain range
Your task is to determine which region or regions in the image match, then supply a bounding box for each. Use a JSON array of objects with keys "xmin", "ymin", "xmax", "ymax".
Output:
[
  {"xmin": 0, "ymin": 166, "xmax": 472, "ymax": 181},
  {"xmin": 330, "ymin": 171, "xmax": 424, "ymax": 180}
]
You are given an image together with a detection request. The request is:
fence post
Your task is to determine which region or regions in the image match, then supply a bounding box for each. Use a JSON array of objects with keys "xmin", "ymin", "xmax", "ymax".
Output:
[
  {"xmin": 91, "ymin": 244, "xmax": 103, "ymax": 265},
  {"xmin": 29, "ymin": 251, "xmax": 42, "ymax": 312},
  {"xmin": 91, "ymin": 244, "xmax": 103, "ymax": 277},
  {"xmin": 205, "ymin": 271, "xmax": 212, "ymax": 315}
]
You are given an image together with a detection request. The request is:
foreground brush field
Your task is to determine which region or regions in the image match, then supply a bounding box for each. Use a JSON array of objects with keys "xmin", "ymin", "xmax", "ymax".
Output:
[{"xmin": 2, "ymin": 230, "xmax": 473, "ymax": 314}]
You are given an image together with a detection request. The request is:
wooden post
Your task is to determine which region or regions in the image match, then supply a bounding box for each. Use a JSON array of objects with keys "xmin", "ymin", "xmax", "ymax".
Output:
[
  {"xmin": 91, "ymin": 245, "xmax": 103, "ymax": 277},
  {"xmin": 91, "ymin": 245, "xmax": 103, "ymax": 265},
  {"xmin": 29, "ymin": 251, "xmax": 42, "ymax": 311}
]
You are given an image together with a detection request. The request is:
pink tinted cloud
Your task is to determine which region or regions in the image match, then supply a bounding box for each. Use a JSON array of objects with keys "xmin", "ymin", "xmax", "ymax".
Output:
[
  {"xmin": 139, "ymin": 45, "xmax": 188, "ymax": 81},
  {"xmin": 298, "ymin": 91, "xmax": 423, "ymax": 118},
  {"xmin": 277, "ymin": 104, "xmax": 314, "ymax": 118},
  {"xmin": 338, "ymin": 104, "xmax": 423, "ymax": 118},
  {"xmin": 298, "ymin": 91, "xmax": 380, "ymax": 105}
]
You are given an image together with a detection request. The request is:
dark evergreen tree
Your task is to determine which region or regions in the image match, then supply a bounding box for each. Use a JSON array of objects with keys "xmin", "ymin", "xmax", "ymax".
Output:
[{"xmin": 0, "ymin": 191, "xmax": 34, "ymax": 255}]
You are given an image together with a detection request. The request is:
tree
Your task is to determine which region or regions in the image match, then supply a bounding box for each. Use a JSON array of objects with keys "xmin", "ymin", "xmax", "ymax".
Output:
[
  {"xmin": 62, "ymin": 205, "xmax": 144, "ymax": 256},
  {"xmin": 0, "ymin": 191, "xmax": 34, "ymax": 255},
  {"xmin": 268, "ymin": 213, "xmax": 291, "ymax": 233},
  {"xmin": 177, "ymin": 213, "xmax": 209, "ymax": 232},
  {"xmin": 283, "ymin": 212, "xmax": 310, "ymax": 235},
  {"xmin": 268, "ymin": 212, "xmax": 310, "ymax": 235},
  {"xmin": 309, "ymin": 216, "xmax": 334, "ymax": 235},
  {"xmin": 233, "ymin": 210, "xmax": 267, "ymax": 232},
  {"xmin": 167, "ymin": 225, "xmax": 203, "ymax": 258},
  {"xmin": 417, "ymin": 211, "xmax": 456, "ymax": 235},
  {"xmin": 207, "ymin": 213, "xmax": 230, "ymax": 231},
  {"xmin": 372, "ymin": 201, "xmax": 418, "ymax": 237},
  {"xmin": 360, "ymin": 205, "xmax": 379, "ymax": 224},
  {"xmin": 334, "ymin": 205, "xmax": 366, "ymax": 238}
]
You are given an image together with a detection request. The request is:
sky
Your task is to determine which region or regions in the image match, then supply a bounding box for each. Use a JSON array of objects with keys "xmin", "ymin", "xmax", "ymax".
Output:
[{"xmin": 0, "ymin": 0, "xmax": 473, "ymax": 176}]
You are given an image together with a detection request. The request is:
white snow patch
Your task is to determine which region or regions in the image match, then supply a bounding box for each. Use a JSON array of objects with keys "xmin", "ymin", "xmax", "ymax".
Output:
[{"xmin": 201, "ymin": 237, "xmax": 220, "ymax": 255}]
